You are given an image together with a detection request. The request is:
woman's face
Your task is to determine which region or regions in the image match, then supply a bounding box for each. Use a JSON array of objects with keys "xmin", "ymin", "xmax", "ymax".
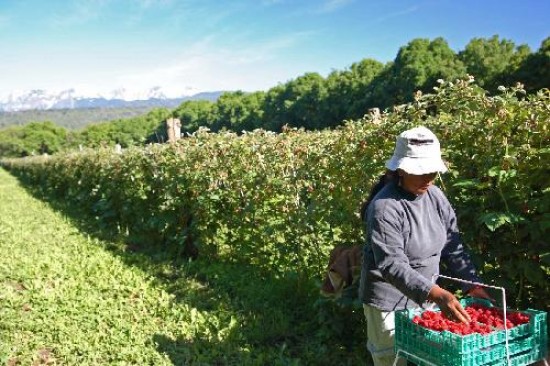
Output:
[{"xmin": 400, "ymin": 171, "xmax": 438, "ymax": 195}]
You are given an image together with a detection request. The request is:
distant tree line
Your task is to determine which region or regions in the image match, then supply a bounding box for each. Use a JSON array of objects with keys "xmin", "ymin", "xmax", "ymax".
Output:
[
  {"xmin": 0, "ymin": 35, "xmax": 548, "ymax": 158},
  {"xmin": 0, "ymin": 106, "xmax": 155, "ymax": 130},
  {"xmin": 173, "ymin": 35, "xmax": 549, "ymax": 133},
  {"xmin": 0, "ymin": 109, "xmax": 171, "ymax": 157}
]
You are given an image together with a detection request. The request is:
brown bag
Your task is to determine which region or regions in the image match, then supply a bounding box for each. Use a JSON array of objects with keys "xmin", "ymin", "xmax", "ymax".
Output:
[{"xmin": 320, "ymin": 245, "xmax": 363, "ymax": 298}]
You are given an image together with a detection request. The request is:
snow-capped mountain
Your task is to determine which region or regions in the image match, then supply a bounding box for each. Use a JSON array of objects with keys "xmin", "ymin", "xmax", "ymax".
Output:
[
  {"xmin": 107, "ymin": 86, "xmax": 170, "ymax": 101},
  {"xmin": 0, "ymin": 89, "xmax": 62, "ymax": 111},
  {"xmin": 0, "ymin": 87, "xmax": 220, "ymax": 112}
]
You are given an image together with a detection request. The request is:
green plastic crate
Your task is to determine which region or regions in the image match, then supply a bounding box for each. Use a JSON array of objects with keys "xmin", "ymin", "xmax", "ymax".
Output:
[
  {"xmin": 487, "ymin": 343, "xmax": 548, "ymax": 366},
  {"xmin": 394, "ymin": 298, "xmax": 548, "ymax": 366}
]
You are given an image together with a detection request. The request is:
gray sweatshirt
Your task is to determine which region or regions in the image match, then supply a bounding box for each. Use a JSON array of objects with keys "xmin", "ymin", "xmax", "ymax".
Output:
[{"xmin": 359, "ymin": 182, "xmax": 480, "ymax": 311}]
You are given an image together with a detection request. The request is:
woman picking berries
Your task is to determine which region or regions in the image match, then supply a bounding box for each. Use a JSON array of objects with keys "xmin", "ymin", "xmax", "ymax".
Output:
[{"xmin": 358, "ymin": 126, "xmax": 493, "ymax": 366}]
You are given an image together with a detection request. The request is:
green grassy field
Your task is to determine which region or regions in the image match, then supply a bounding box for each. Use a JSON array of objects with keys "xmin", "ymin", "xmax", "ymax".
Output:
[{"xmin": 0, "ymin": 168, "xmax": 368, "ymax": 365}]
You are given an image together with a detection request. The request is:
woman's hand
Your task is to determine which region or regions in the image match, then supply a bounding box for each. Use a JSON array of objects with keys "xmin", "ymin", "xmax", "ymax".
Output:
[
  {"xmin": 427, "ymin": 285, "xmax": 471, "ymax": 324},
  {"xmin": 466, "ymin": 286, "xmax": 495, "ymax": 303}
]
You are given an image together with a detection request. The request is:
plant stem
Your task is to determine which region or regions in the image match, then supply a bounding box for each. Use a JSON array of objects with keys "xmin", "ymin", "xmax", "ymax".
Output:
[{"xmin": 516, "ymin": 272, "xmax": 524, "ymax": 306}]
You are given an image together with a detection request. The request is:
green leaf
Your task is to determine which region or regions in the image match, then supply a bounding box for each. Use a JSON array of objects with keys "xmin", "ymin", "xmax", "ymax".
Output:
[
  {"xmin": 488, "ymin": 166, "xmax": 501, "ymax": 177},
  {"xmin": 275, "ymin": 234, "xmax": 286, "ymax": 244},
  {"xmin": 540, "ymin": 253, "xmax": 550, "ymax": 266},
  {"xmin": 523, "ymin": 263, "xmax": 545, "ymax": 284},
  {"xmin": 478, "ymin": 212, "xmax": 526, "ymax": 231},
  {"xmin": 452, "ymin": 179, "xmax": 479, "ymax": 188}
]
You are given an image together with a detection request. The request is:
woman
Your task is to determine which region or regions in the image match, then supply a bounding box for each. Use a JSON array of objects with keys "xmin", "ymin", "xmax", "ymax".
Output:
[{"xmin": 359, "ymin": 126, "xmax": 492, "ymax": 366}]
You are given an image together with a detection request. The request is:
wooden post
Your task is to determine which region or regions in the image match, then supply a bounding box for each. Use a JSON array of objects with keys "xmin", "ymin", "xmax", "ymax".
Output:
[
  {"xmin": 368, "ymin": 107, "xmax": 381, "ymax": 124},
  {"xmin": 166, "ymin": 118, "xmax": 181, "ymax": 143}
]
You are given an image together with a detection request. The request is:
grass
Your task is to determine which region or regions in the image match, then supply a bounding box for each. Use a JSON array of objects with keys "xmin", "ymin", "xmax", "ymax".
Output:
[{"xmin": 0, "ymin": 168, "xmax": 369, "ymax": 365}]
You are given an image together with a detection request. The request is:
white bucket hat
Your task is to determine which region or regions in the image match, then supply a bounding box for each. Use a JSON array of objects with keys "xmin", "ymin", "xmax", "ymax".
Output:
[{"xmin": 385, "ymin": 126, "xmax": 448, "ymax": 175}]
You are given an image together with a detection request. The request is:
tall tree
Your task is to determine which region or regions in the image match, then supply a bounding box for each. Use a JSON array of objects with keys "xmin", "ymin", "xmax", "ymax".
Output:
[
  {"xmin": 210, "ymin": 91, "xmax": 266, "ymax": 132},
  {"xmin": 0, "ymin": 121, "xmax": 68, "ymax": 157},
  {"xmin": 512, "ymin": 37, "xmax": 550, "ymax": 93},
  {"xmin": 459, "ymin": 35, "xmax": 531, "ymax": 91},
  {"xmin": 261, "ymin": 73, "xmax": 328, "ymax": 131},
  {"xmin": 235, "ymin": 91, "xmax": 265, "ymax": 132},
  {"xmin": 0, "ymin": 126, "xmax": 27, "ymax": 157},
  {"xmin": 325, "ymin": 58, "xmax": 385, "ymax": 124},
  {"xmin": 285, "ymin": 72, "xmax": 328, "ymax": 130},
  {"xmin": 73, "ymin": 108, "xmax": 170, "ymax": 148},
  {"xmin": 381, "ymin": 37, "xmax": 466, "ymax": 108},
  {"xmin": 173, "ymin": 100, "xmax": 216, "ymax": 134},
  {"xmin": 261, "ymin": 84, "xmax": 287, "ymax": 131}
]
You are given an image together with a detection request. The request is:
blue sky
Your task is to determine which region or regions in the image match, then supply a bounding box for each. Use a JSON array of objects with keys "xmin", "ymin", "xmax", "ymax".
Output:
[{"xmin": 0, "ymin": 0, "xmax": 548, "ymax": 98}]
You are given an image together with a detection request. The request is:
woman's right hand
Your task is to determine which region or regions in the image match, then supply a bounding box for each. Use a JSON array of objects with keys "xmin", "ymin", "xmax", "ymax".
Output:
[{"xmin": 427, "ymin": 285, "xmax": 471, "ymax": 324}]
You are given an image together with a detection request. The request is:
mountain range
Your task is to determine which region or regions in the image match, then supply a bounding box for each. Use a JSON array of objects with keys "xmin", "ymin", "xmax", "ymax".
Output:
[{"xmin": 0, "ymin": 87, "xmax": 223, "ymax": 112}]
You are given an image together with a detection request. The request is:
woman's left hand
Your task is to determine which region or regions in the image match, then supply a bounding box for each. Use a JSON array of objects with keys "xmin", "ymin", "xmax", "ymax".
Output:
[{"xmin": 467, "ymin": 286, "xmax": 495, "ymax": 303}]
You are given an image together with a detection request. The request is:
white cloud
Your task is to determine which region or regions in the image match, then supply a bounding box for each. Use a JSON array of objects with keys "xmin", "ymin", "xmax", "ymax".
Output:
[
  {"xmin": 111, "ymin": 32, "xmax": 314, "ymax": 95},
  {"xmin": 0, "ymin": 16, "xmax": 316, "ymax": 98}
]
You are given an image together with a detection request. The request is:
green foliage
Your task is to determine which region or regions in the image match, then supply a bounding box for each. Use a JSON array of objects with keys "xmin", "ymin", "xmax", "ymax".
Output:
[
  {"xmin": 70, "ymin": 108, "xmax": 171, "ymax": 148},
  {"xmin": 172, "ymin": 99, "xmax": 216, "ymax": 133},
  {"xmin": 256, "ymin": 72, "xmax": 331, "ymax": 131},
  {"xmin": 383, "ymin": 37, "xmax": 467, "ymax": 106},
  {"xmin": 0, "ymin": 106, "xmax": 155, "ymax": 129},
  {"xmin": 0, "ymin": 121, "xmax": 68, "ymax": 157},
  {"xmin": 512, "ymin": 36, "xmax": 550, "ymax": 93},
  {"xmin": 210, "ymin": 91, "xmax": 266, "ymax": 132},
  {"xmin": 324, "ymin": 58, "xmax": 385, "ymax": 123},
  {"xmin": 166, "ymin": 35, "xmax": 546, "ymax": 135},
  {"xmin": 1, "ymin": 35, "xmax": 548, "ymax": 154},
  {"xmin": 0, "ymin": 108, "xmax": 171, "ymax": 157},
  {"xmin": 0, "ymin": 169, "xmax": 367, "ymax": 365},
  {"xmin": 3, "ymin": 79, "xmax": 549, "ymax": 316},
  {"xmin": 459, "ymin": 35, "xmax": 532, "ymax": 92},
  {"xmin": 430, "ymin": 80, "xmax": 549, "ymax": 312}
]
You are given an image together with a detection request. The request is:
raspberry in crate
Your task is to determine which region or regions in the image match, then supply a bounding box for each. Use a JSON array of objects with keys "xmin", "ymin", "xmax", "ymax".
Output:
[
  {"xmin": 411, "ymin": 303, "xmax": 531, "ymax": 336},
  {"xmin": 412, "ymin": 309, "xmax": 494, "ymax": 335},
  {"xmin": 394, "ymin": 298, "xmax": 548, "ymax": 366},
  {"xmin": 465, "ymin": 302, "xmax": 530, "ymax": 330}
]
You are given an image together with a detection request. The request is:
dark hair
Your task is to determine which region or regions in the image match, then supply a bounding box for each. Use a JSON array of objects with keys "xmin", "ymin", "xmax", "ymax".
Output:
[{"xmin": 360, "ymin": 170, "xmax": 398, "ymax": 221}]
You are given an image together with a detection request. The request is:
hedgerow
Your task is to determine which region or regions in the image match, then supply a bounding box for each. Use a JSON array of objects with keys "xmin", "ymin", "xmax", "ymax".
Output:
[{"xmin": 2, "ymin": 78, "xmax": 549, "ymax": 313}]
